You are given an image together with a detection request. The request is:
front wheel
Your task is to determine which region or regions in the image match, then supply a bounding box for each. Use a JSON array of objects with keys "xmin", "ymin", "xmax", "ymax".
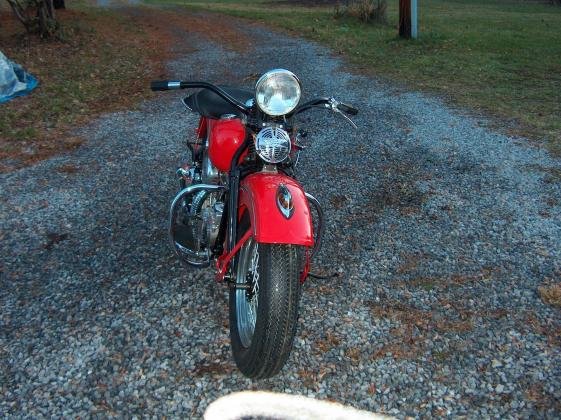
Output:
[{"xmin": 229, "ymin": 239, "xmax": 301, "ymax": 379}]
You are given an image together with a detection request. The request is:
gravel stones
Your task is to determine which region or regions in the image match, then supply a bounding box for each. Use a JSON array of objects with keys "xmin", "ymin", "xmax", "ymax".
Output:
[{"xmin": 1, "ymin": 8, "xmax": 560, "ymax": 419}]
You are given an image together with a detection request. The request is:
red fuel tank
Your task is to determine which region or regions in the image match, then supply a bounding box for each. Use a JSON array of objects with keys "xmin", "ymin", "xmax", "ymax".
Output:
[{"xmin": 208, "ymin": 118, "xmax": 246, "ymax": 173}]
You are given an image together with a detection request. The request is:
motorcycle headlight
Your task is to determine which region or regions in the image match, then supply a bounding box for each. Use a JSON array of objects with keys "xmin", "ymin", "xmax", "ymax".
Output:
[{"xmin": 255, "ymin": 69, "xmax": 301, "ymax": 116}]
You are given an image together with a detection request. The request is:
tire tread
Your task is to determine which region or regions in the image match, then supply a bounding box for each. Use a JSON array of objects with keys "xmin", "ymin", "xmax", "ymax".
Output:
[{"xmin": 229, "ymin": 243, "xmax": 301, "ymax": 379}]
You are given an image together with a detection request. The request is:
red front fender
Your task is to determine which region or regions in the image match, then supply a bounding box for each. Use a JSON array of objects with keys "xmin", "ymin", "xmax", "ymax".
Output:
[{"xmin": 239, "ymin": 173, "xmax": 314, "ymax": 247}]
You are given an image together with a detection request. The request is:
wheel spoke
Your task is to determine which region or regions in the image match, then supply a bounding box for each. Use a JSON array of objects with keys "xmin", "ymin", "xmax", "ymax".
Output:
[{"xmin": 235, "ymin": 239, "xmax": 260, "ymax": 348}]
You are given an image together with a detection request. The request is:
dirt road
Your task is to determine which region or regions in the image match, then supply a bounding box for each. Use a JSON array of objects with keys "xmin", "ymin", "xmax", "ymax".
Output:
[{"xmin": 1, "ymin": 5, "xmax": 560, "ymax": 418}]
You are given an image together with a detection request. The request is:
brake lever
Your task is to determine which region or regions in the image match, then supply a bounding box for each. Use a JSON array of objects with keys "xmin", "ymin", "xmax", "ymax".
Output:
[{"xmin": 327, "ymin": 98, "xmax": 358, "ymax": 130}]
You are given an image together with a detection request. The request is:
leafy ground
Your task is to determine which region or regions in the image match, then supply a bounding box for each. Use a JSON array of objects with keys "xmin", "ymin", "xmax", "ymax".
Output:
[
  {"xmin": 146, "ymin": 0, "xmax": 561, "ymax": 153},
  {"xmin": 0, "ymin": 3, "xmax": 160, "ymax": 171},
  {"xmin": 0, "ymin": 1, "xmax": 255, "ymax": 172}
]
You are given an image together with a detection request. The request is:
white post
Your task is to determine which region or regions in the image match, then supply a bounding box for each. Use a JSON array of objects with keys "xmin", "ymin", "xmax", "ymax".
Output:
[{"xmin": 411, "ymin": 0, "xmax": 418, "ymax": 39}]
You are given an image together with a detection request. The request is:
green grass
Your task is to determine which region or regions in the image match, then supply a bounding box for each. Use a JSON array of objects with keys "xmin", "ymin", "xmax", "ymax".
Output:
[{"xmin": 146, "ymin": 0, "xmax": 561, "ymax": 153}]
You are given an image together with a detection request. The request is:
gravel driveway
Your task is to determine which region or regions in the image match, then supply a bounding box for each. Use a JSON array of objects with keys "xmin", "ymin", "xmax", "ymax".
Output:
[{"xmin": 1, "ymin": 7, "xmax": 560, "ymax": 418}]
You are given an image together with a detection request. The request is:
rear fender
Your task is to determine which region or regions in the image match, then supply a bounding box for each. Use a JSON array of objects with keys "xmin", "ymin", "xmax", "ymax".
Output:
[{"xmin": 239, "ymin": 173, "xmax": 313, "ymax": 247}]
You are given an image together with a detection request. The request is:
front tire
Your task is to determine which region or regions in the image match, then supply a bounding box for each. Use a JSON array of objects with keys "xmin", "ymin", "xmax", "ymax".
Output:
[{"xmin": 229, "ymin": 238, "xmax": 301, "ymax": 379}]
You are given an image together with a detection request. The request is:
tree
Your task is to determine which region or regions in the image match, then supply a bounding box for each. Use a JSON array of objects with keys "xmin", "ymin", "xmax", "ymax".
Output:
[
  {"xmin": 399, "ymin": 0, "xmax": 411, "ymax": 39},
  {"xmin": 5, "ymin": 0, "xmax": 59, "ymax": 37}
]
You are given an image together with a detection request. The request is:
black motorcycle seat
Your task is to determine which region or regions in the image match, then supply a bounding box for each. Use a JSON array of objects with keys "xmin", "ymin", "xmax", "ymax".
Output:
[{"xmin": 183, "ymin": 86, "xmax": 253, "ymax": 119}]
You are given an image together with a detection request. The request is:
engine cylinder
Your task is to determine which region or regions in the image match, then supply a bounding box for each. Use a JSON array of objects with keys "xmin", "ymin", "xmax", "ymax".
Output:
[
  {"xmin": 202, "ymin": 155, "xmax": 220, "ymax": 184},
  {"xmin": 169, "ymin": 184, "xmax": 225, "ymax": 267}
]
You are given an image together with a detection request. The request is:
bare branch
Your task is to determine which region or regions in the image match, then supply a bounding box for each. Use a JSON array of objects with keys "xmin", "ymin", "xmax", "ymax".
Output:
[{"xmin": 6, "ymin": 0, "xmax": 31, "ymax": 30}]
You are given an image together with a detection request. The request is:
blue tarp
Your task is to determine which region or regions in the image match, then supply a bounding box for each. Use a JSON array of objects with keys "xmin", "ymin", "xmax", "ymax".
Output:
[{"xmin": 0, "ymin": 50, "xmax": 38, "ymax": 104}]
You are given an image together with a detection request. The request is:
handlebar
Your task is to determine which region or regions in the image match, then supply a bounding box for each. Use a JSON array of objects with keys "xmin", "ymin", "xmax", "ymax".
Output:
[
  {"xmin": 150, "ymin": 80, "xmax": 180, "ymax": 91},
  {"xmin": 288, "ymin": 97, "xmax": 359, "ymax": 117},
  {"xmin": 151, "ymin": 81, "xmax": 358, "ymax": 120},
  {"xmin": 336, "ymin": 102, "xmax": 359, "ymax": 116},
  {"xmin": 150, "ymin": 80, "xmax": 249, "ymax": 114}
]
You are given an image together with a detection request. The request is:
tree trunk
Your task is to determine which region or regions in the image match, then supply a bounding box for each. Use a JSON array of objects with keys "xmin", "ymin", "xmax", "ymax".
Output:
[
  {"xmin": 399, "ymin": 0, "xmax": 411, "ymax": 39},
  {"xmin": 6, "ymin": 0, "xmax": 33, "ymax": 33},
  {"xmin": 45, "ymin": 0, "xmax": 55, "ymax": 20},
  {"xmin": 53, "ymin": 0, "xmax": 65, "ymax": 9},
  {"xmin": 7, "ymin": 0, "xmax": 59, "ymax": 36},
  {"xmin": 36, "ymin": 0, "xmax": 58, "ymax": 37}
]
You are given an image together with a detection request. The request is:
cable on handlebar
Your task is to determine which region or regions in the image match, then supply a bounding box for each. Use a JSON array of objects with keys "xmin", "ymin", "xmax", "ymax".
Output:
[{"xmin": 287, "ymin": 97, "xmax": 332, "ymax": 117}]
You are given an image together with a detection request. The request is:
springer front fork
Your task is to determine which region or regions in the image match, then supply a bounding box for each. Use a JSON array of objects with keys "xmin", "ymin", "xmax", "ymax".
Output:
[
  {"xmin": 170, "ymin": 138, "xmax": 324, "ymax": 281},
  {"xmin": 169, "ymin": 179, "xmax": 324, "ymax": 281}
]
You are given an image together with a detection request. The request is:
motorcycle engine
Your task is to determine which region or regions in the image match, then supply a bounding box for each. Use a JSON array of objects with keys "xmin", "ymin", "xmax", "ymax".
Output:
[
  {"xmin": 202, "ymin": 154, "xmax": 220, "ymax": 184},
  {"xmin": 173, "ymin": 189, "xmax": 224, "ymax": 266},
  {"xmin": 172, "ymin": 154, "xmax": 224, "ymax": 267},
  {"xmin": 197, "ymin": 192, "xmax": 223, "ymax": 250},
  {"xmin": 172, "ymin": 134, "xmax": 226, "ymax": 266},
  {"xmin": 197, "ymin": 153, "xmax": 224, "ymax": 249}
]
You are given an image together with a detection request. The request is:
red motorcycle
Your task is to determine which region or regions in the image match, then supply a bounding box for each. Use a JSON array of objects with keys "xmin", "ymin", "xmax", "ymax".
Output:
[{"xmin": 151, "ymin": 69, "xmax": 358, "ymax": 379}]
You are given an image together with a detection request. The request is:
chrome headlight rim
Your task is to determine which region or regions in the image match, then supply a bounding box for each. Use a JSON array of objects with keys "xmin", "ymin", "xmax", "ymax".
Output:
[{"xmin": 255, "ymin": 69, "xmax": 302, "ymax": 117}]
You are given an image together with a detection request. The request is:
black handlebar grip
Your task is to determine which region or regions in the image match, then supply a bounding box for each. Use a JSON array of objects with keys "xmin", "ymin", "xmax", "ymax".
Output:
[
  {"xmin": 337, "ymin": 102, "xmax": 359, "ymax": 116},
  {"xmin": 151, "ymin": 81, "xmax": 171, "ymax": 91},
  {"xmin": 151, "ymin": 81, "xmax": 183, "ymax": 91}
]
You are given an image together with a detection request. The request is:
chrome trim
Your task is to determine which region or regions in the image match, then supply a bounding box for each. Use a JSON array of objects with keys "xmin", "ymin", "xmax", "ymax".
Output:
[
  {"xmin": 255, "ymin": 126, "xmax": 291, "ymax": 164},
  {"xmin": 176, "ymin": 167, "xmax": 195, "ymax": 180},
  {"xmin": 177, "ymin": 167, "xmax": 189, "ymax": 178},
  {"xmin": 329, "ymin": 97, "xmax": 357, "ymax": 129},
  {"xmin": 169, "ymin": 184, "xmax": 226, "ymax": 267},
  {"xmin": 176, "ymin": 166, "xmax": 195, "ymax": 189},
  {"xmin": 276, "ymin": 184, "xmax": 294, "ymax": 219},
  {"xmin": 168, "ymin": 81, "xmax": 181, "ymax": 89},
  {"xmin": 256, "ymin": 69, "xmax": 301, "ymax": 93},
  {"xmin": 202, "ymin": 132, "xmax": 220, "ymax": 184},
  {"xmin": 305, "ymin": 193, "xmax": 324, "ymax": 258},
  {"xmin": 202, "ymin": 156, "xmax": 220, "ymax": 184},
  {"xmin": 175, "ymin": 242, "xmax": 211, "ymax": 261},
  {"xmin": 220, "ymin": 113, "xmax": 238, "ymax": 120}
]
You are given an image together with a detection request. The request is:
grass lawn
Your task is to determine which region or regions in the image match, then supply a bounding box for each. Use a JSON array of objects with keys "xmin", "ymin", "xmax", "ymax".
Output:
[{"xmin": 146, "ymin": 0, "xmax": 561, "ymax": 154}]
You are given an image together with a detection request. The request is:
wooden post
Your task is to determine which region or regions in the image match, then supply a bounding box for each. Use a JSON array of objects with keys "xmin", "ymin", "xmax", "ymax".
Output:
[
  {"xmin": 399, "ymin": 0, "xmax": 411, "ymax": 39},
  {"xmin": 411, "ymin": 0, "xmax": 418, "ymax": 39}
]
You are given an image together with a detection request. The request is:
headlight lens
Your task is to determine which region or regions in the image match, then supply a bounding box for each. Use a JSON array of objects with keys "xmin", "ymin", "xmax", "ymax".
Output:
[
  {"xmin": 255, "ymin": 126, "xmax": 291, "ymax": 163},
  {"xmin": 255, "ymin": 69, "xmax": 301, "ymax": 116}
]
